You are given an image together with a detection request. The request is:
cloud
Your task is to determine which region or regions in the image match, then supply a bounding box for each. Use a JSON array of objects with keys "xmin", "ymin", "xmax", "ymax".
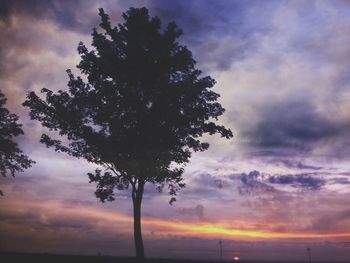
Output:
[
  {"xmin": 244, "ymin": 100, "xmax": 345, "ymax": 153},
  {"xmin": 265, "ymin": 158, "xmax": 323, "ymax": 170},
  {"xmin": 0, "ymin": 0, "xmax": 267, "ymax": 73},
  {"xmin": 232, "ymin": 170, "xmax": 326, "ymax": 192},
  {"xmin": 191, "ymin": 172, "xmax": 227, "ymax": 190},
  {"xmin": 215, "ymin": 0, "xmax": 350, "ymax": 162},
  {"xmin": 0, "ymin": 0, "xmax": 102, "ymax": 33},
  {"xmin": 310, "ymin": 209, "xmax": 350, "ymax": 233},
  {"xmin": 233, "ymin": 170, "xmax": 274, "ymax": 195},
  {"xmin": 268, "ymin": 173, "xmax": 326, "ymax": 190},
  {"xmin": 177, "ymin": 204, "xmax": 204, "ymax": 220},
  {"xmin": 328, "ymin": 177, "xmax": 350, "ymax": 185},
  {"xmin": 146, "ymin": 0, "xmax": 276, "ymax": 72}
]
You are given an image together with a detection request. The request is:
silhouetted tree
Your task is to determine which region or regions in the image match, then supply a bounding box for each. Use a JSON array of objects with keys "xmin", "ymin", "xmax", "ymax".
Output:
[
  {"xmin": 23, "ymin": 7, "xmax": 232, "ymax": 259},
  {"xmin": 0, "ymin": 90, "xmax": 34, "ymax": 195}
]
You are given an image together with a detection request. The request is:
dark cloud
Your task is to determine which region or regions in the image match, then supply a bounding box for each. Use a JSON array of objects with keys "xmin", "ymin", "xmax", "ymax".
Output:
[
  {"xmin": 239, "ymin": 170, "xmax": 260, "ymax": 188},
  {"xmin": 268, "ymin": 173, "xmax": 326, "ymax": 190},
  {"xmin": 177, "ymin": 204, "xmax": 204, "ymax": 220},
  {"xmin": 0, "ymin": 1, "xmax": 11, "ymax": 18},
  {"xmin": 149, "ymin": 1, "xmax": 243, "ymax": 43},
  {"xmin": 147, "ymin": 0, "xmax": 274, "ymax": 71},
  {"xmin": 248, "ymin": 150, "xmax": 296, "ymax": 158},
  {"xmin": 269, "ymin": 159, "xmax": 323, "ymax": 170},
  {"xmin": 230, "ymin": 170, "xmax": 275, "ymax": 195},
  {"xmin": 328, "ymin": 177, "xmax": 350, "ymax": 185},
  {"xmin": 338, "ymin": 171, "xmax": 350, "ymax": 176},
  {"xmin": 41, "ymin": 216, "xmax": 96, "ymax": 230},
  {"xmin": 231, "ymin": 170, "xmax": 326, "ymax": 192},
  {"xmin": 0, "ymin": 208, "xmax": 40, "ymax": 223},
  {"xmin": 244, "ymin": 100, "xmax": 347, "ymax": 155}
]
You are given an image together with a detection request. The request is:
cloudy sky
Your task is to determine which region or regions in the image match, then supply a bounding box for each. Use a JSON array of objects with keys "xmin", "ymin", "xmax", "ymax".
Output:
[{"xmin": 1, "ymin": 0, "xmax": 350, "ymax": 261}]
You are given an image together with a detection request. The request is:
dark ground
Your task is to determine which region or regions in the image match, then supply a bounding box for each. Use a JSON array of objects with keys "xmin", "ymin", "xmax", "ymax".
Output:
[
  {"xmin": 0, "ymin": 252, "xmax": 347, "ymax": 263},
  {"xmin": 0, "ymin": 253, "xmax": 202, "ymax": 263}
]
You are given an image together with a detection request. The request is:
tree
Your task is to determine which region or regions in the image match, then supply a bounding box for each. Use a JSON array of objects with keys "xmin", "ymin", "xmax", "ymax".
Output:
[
  {"xmin": 0, "ymin": 90, "xmax": 34, "ymax": 195},
  {"xmin": 23, "ymin": 7, "xmax": 232, "ymax": 259}
]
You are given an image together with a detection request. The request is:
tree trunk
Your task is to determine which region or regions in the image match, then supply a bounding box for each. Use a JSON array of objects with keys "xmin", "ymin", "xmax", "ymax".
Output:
[{"xmin": 132, "ymin": 181, "xmax": 144, "ymax": 260}]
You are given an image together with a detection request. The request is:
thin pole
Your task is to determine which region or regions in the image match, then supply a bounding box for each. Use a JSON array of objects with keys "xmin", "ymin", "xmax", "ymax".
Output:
[
  {"xmin": 307, "ymin": 247, "xmax": 311, "ymax": 263},
  {"xmin": 219, "ymin": 240, "xmax": 223, "ymax": 261}
]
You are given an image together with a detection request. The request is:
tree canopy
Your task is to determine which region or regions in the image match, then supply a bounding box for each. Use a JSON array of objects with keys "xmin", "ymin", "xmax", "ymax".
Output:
[
  {"xmin": 0, "ymin": 90, "xmax": 34, "ymax": 195},
  {"xmin": 23, "ymin": 7, "xmax": 232, "ymax": 258}
]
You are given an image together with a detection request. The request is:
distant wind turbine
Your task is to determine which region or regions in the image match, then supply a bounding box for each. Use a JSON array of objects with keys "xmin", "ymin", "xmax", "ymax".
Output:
[
  {"xmin": 217, "ymin": 240, "xmax": 223, "ymax": 261},
  {"xmin": 307, "ymin": 247, "xmax": 311, "ymax": 263}
]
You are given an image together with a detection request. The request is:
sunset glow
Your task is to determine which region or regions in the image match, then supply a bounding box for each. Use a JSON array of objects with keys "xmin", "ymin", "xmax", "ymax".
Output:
[{"xmin": 2, "ymin": 198, "xmax": 350, "ymax": 244}]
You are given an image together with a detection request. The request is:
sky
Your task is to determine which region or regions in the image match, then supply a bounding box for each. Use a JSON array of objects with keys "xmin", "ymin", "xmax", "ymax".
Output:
[{"xmin": 1, "ymin": 0, "xmax": 350, "ymax": 261}]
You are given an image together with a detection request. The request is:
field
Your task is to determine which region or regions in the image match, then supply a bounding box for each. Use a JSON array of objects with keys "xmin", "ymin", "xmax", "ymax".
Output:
[{"xmin": 0, "ymin": 252, "xmax": 348, "ymax": 263}]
